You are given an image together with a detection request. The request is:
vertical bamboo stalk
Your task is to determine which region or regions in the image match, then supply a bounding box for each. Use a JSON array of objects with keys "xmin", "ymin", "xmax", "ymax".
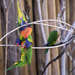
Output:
[
  {"xmin": 36, "ymin": 0, "xmax": 48, "ymax": 75},
  {"xmin": 0, "ymin": 6, "xmax": 4, "ymax": 75},
  {"xmin": 3, "ymin": 0, "xmax": 8, "ymax": 75},
  {"xmin": 18, "ymin": 0, "xmax": 29, "ymax": 75},
  {"xmin": 48, "ymin": 0, "xmax": 60, "ymax": 75},
  {"xmin": 66, "ymin": 0, "xmax": 70, "ymax": 23},
  {"xmin": 69, "ymin": 0, "xmax": 75, "ymax": 75},
  {"xmin": 55, "ymin": 0, "xmax": 60, "ymax": 17},
  {"xmin": 26, "ymin": 0, "xmax": 37, "ymax": 75},
  {"xmin": 66, "ymin": 0, "xmax": 70, "ymax": 75},
  {"xmin": 41, "ymin": 0, "xmax": 50, "ymax": 75},
  {"xmin": 33, "ymin": 0, "xmax": 47, "ymax": 75},
  {"xmin": 7, "ymin": 0, "xmax": 19, "ymax": 75},
  {"xmin": 5, "ymin": 9, "xmax": 8, "ymax": 75},
  {"xmin": 60, "ymin": 0, "xmax": 67, "ymax": 75}
]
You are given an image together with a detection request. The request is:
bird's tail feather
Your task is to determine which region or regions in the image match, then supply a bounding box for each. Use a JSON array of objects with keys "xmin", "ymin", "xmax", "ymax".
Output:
[
  {"xmin": 6, "ymin": 64, "xmax": 17, "ymax": 72},
  {"xmin": 45, "ymin": 49, "xmax": 48, "ymax": 54}
]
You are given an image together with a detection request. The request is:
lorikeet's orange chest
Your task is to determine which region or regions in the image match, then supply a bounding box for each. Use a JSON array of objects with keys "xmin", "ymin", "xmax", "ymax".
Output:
[{"xmin": 21, "ymin": 27, "xmax": 32, "ymax": 38}]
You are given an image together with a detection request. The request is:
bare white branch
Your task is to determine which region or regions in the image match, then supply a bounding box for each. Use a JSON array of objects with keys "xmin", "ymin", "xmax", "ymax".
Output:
[{"xmin": 0, "ymin": 19, "xmax": 73, "ymax": 42}]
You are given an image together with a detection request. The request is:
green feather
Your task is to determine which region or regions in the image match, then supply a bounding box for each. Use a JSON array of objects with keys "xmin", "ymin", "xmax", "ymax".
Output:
[
  {"xmin": 45, "ymin": 30, "xmax": 58, "ymax": 53},
  {"xmin": 25, "ymin": 46, "xmax": 32, "ymax": 64},
  {"xmin": 7, "ymin": 48, "xmax": 25, "ymax": 71},
  {"xmin": 6, "ymin": 61, "xmax": 25, "ymax": 71},
  {"xmin": 6, "ymin": 65, "xmax": 17, "ymax": 71}
]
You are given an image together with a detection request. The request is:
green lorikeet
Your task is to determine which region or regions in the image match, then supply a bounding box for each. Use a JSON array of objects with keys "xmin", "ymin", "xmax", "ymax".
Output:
[{"xmin": 45, "ymin": 30, "xmax": 58, "ymax": 54}]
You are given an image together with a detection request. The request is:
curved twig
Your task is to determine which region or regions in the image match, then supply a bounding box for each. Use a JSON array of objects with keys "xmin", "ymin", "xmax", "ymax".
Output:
[
  {"xmin": 0, "ymin": 34, "xmax": 74, "ymax": 49},
  {"xmin": 41, "ymin": 50, "xmax": 65, "ymax": 75},
  {"xmin": 0, "ymin": 19, "xmax": 73, "ymax": 42}
]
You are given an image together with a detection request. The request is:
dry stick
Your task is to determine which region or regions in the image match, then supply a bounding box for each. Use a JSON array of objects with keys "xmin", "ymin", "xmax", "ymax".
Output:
[
  {"xmin": 37, "ymin": 0, "xmax": 47, "ymax": 44},
  {"xmin": 60, "ymin": 22, "xmax": 75, "ymax": 75},
  {"xmin": 60, "ymin": 1, "xmax": 67, "ymax": 75},
  {"xmin": 36, "ymin": 1, "xmax": 48, "ymax": 75},
  {"xmin": 3, "ymin": 1, "xmax": 12, "ymax": 75},
  {"xmin": 41, "ymin": 49, "xmax": 65, "ymax": 75},
  {"xmin": 0, "ymin": 21, "xmax": 72, "ymax": 42},
  {"xmin": 0, "ymin": 38, "xmax": 72, "ymax": 49},
  {"xmin": 3, "ymin": 0, "xmax": 8, "ymax": 75},
  {"xmin": 70, "ymin": 63, "xmax": 75, "ymax": 73},
  {"xmin": 0, "ymin": 32, "xmax": 74, "ymax": 48},
  {"xmin": 0, "ymin": 19, "xmax": 73, "ymax": 42},
  {"xmin": 5, "ymin": 9, "xmax": 7, "ymax": 75}
]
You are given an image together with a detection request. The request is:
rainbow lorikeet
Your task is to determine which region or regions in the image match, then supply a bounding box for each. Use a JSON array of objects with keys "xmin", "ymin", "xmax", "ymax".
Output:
[
  {"xmin": 45, "ymin": 30, "xmax": 58, "ymax": 54},
  {"xmin": 7, "ymin": 0, "xmax": 32, "ymax": 71}
]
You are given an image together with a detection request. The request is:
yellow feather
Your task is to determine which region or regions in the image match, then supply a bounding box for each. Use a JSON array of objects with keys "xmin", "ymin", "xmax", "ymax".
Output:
[{"xmin": 17, "ymin": 0, "xmax": 27, "ymax": 21}]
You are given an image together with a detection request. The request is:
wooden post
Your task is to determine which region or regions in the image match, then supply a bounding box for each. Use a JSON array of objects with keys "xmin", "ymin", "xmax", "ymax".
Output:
[
  {"xmin": 41, "ymin": 0, "xmax": 50, "ymax": 75},
  {"xmin": 33, "ymin": 0, "xmax": 49, "ymax": 75}
]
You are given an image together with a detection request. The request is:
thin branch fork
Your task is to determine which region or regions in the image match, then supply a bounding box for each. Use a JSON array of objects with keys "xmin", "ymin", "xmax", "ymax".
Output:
[{"xmin": 41, "ymin": 49, "xmax": 65, "ymax": 75}]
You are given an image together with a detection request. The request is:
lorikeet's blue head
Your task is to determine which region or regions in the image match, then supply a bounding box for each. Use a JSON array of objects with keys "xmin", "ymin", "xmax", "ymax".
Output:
[
  {"xmin": 19, "ymin": 19, "xmax": 26, "ymax": 31},
  {"xmin": 19, "ymin": 27, "xmax": 25, "ymax": 31},
  {"xmin": 21, "ymin": 19, "xmax": 26, "ymax": 25},
  {"xmin": 16, "ymin": 38, "xmax": 21, "ymax": 45}
]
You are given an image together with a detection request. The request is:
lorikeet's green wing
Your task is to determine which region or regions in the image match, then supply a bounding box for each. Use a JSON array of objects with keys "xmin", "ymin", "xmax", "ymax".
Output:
[
  {"xmin": 24, "ymin": 46, "xmax": 32, "ymax": 64},
  {"xmin": 6, "ymin": 64, "xmax": 17, "ymax": 71},
  {"xmin": 6, "ymin": 61, "xmax": 25, "ymax": 71},
  {"xmin": 7, "ymin": 48, "xmax": 26, "ymax": 71},
  {"xmin": 20, "ymin": 48, "xmax": 26, "ymax": 64},
  {"xmin": 45, "ymin": 30, "xmax": 58, "ymax": 54},
  {"xmin": 28, "ymin": 35, "xmax": 32, "ymax": 42}
]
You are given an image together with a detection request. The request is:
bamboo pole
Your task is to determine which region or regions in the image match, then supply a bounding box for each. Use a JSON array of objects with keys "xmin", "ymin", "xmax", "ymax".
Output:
[
  {"xmin": 48, "ymin": 0, "xmax": 60, "ymax": 75},
  {"xmin": 24, "ymin": 0, "xmax": 37, "ymax": 75},
  {"xmin": 5, "ymin": 8, "xmax": 8, "ymax": 75},
  {"xmin": 27, "ymin": 1, "xmax": 37, "ymax": 75},
  {"xmin": 36, "ymin": 0, "xmax": 48, "ymax": 75},
  {"xmin": 66, "ymin": 0, "xmax": 70, "ymax": 23},
  {"xmin": 33, "ymin": 0, "xmax": 47, "ymax": 75},
  {"xmin": 41, "ymin": 1, "xmax": 50, "ymax": 75},
  {"xmin": 7, "ymin": 0, "xmax": 19, "ymax": 75},
  {"xmin": 69, "ymin": 0, "xmax": 75, "ymax": 75},
  {"xmin": 60, "ymin": 0, "xmax": 67, "ymax": 75},
  {"xmin": 18, "ymin": 0, "xmax": 29, "ymax": 75},
  {"xmin": 2, "ymin": 0, "xmax": 8, "ymax": 75},
  {"xmin": 55, "ymin": 0, "xmax": 60, "ymax": 17},
  {"xmin": 66, "ymin": 0, "xmax": 70, "ymax": 75},
  {"xmin": 0, "ymin": 6, "xmax": 4, "ymax": 75}
]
